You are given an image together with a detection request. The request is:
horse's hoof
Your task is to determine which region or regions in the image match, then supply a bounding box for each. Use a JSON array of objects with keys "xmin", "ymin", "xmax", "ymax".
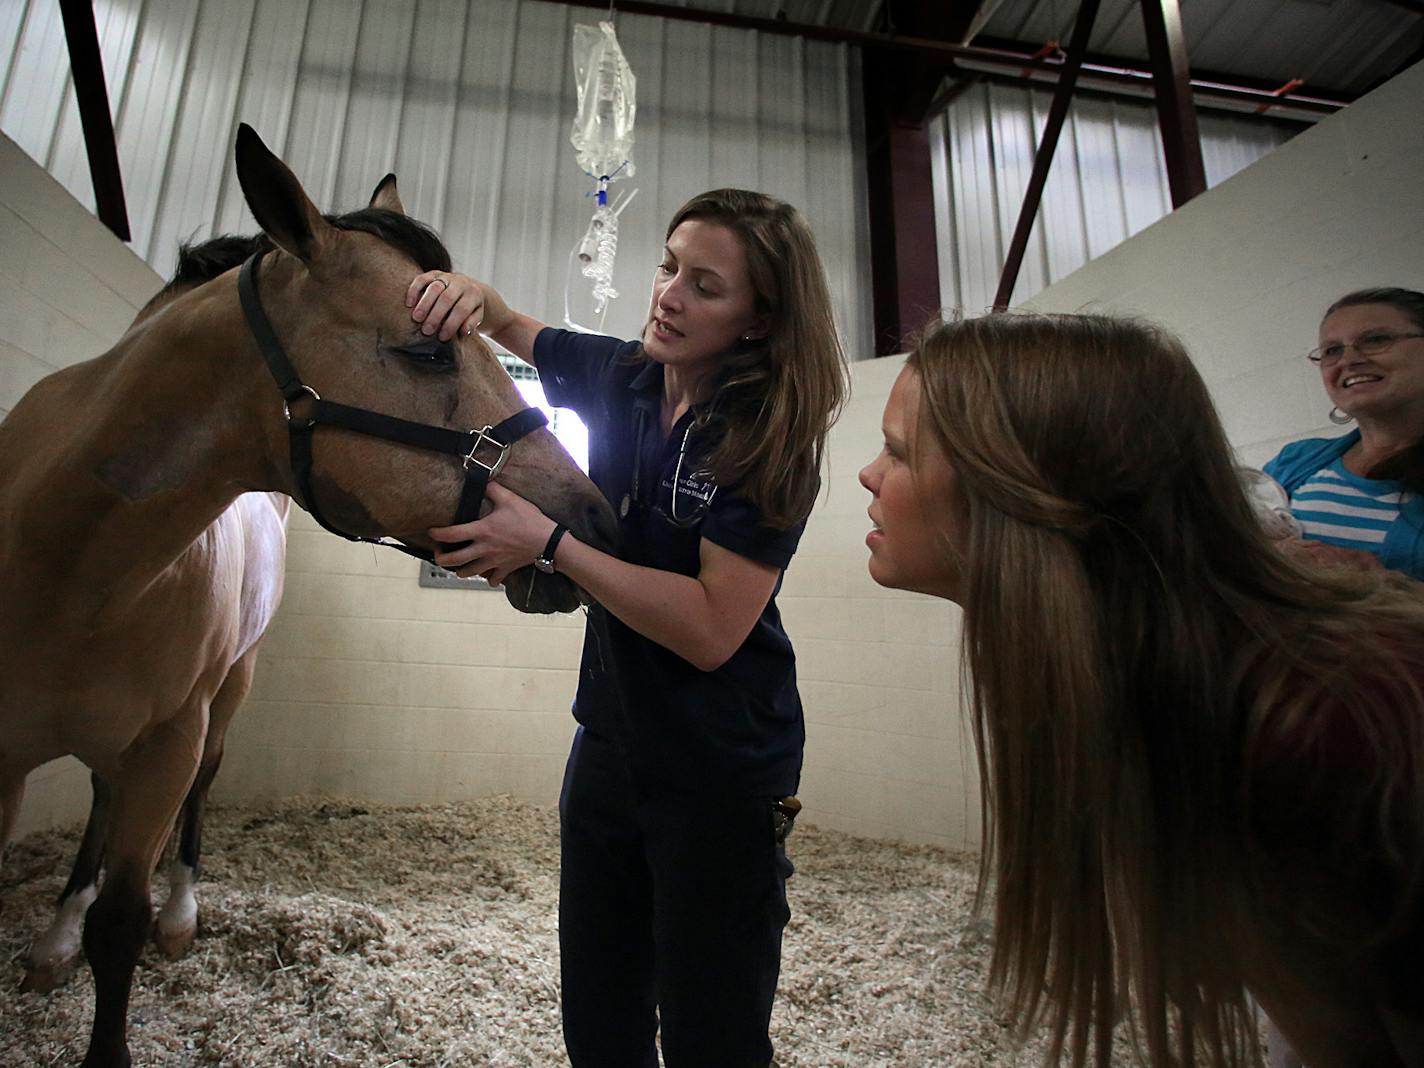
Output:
[
  {"xmin": 152, "ymin": 918, "xmax": 196, "ymax": 959},
  {"xmin": 19, "ymin": 953, "xmax": 80, "ymax": 993},
  {"xmin": 80, "ymin": 1046, "xmax": 132, "ymax": 1068}
]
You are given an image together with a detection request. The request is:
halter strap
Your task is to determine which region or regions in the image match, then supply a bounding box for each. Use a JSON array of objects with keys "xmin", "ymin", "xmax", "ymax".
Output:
[{"xmin": 238, "ymin": 251, "xmax": 548, "ymax": 563}]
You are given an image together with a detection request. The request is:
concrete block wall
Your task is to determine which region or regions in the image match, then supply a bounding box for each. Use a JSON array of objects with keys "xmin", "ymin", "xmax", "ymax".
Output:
[
  {"xmin": 0, "ymin": 132, "xmax": 162, "ymax": 838},
  {"xmin": 1021, "ymin": 61, "xmax": 1424, "ymax": 468},
  {"xmin": 783, "ymin": 355, "xmax": 981, "ymax": 850},
  {"xmin": 216, "ymin": 523, "xmax": 589, "ymax": 809}
]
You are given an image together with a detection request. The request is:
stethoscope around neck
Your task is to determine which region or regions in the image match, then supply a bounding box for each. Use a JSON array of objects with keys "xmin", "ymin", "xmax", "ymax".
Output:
[{"xmin": 620, "ymin": 406, "xmax": 717, "ymax": 528}]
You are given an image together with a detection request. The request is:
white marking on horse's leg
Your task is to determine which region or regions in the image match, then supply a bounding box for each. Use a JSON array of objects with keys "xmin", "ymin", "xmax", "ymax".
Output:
[
  {"xmin": 153, "ymin": 859, "xmax": 198, "ymax": 959},
  {"xmin": 22, "ymin": 883, "xmax": 99, "ymax": 993}
]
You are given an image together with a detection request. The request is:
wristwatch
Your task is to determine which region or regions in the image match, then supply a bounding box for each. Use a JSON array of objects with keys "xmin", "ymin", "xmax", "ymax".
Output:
[{"xmin": 534, "ymin": 523, "xmax": 570, "ymax": 575}]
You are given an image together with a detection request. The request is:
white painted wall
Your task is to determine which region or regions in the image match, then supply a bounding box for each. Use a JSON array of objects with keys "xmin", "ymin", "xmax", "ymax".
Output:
[
  {"xmin": 218, "ymin": 519, "xmax": 593, "ymax": 808},
  {"xmin": 0, "ymin": 132, "xmax": 162, "ymax": 838},
  {"xmin": 1021, "ymin": 60, "xmax": 1424, "ymax": 467},
  {"xmin": 783, "ymin": 355, "xmax": 980, "ymax": 849}
]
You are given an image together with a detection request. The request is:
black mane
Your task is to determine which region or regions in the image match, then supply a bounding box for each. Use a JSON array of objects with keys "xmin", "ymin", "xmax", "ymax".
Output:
[
  {"xmin": 171, "ymin": 233, "xmax": 271, "ymax": 287},
  {"xmin": 139, "ymin": 209, "xmax": 449, "ymax": 321},
  {"xmin": 326, "ymin": 208, "xmax": 452, "ymax": 273},
  {"xmin": 136, "ymin": 232, "xmax": 269, "ymax": 317}
]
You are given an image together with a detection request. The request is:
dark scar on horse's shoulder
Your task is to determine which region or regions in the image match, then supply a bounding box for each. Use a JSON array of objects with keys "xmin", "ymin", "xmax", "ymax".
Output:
[{"xmin": 95, "ymin": 431, "xmax": 203, "ymax": 501}]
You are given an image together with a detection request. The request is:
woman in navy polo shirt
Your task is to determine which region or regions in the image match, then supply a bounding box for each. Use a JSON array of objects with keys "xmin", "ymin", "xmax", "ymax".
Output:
[{"xmin": 406, "ymin": 189, "xmax": 847, "ymax": 1068}]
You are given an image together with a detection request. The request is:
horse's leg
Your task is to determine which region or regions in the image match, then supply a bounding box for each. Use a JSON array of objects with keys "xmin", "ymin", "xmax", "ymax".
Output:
[
  {"xmin": 1254, "ymin": 980, "xmax": 1405, "ymax": 1068},
  {"xmin": 153, "ymin": 646, "xmax": 257, "ymax": 958},
  {"xmin": 0, "ymin": 768, "xmax": 24, "ymax": 879},
  {"xmin": 81, "ymin": 725, "xmax": 200, "ymax": 1068},
  {"xmin": 1262, "ymin": 1013, "xmax": 1304, "ymax": 1068},
  {"xmin": 23, "ymin": 771, "xmax": 110, "ymax": 992}
]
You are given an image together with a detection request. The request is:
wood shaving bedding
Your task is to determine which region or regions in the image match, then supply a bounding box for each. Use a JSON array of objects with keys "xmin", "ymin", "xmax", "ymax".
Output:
[{"xmin": 3, "ymin": 795, "xmax": 1212, "ymax": 1066}]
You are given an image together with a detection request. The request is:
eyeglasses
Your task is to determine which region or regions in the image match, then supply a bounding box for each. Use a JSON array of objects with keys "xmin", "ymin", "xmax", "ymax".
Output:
[{"xmin": 1307, "ymin": 331, "xmax": 1424, "ymax": 364}]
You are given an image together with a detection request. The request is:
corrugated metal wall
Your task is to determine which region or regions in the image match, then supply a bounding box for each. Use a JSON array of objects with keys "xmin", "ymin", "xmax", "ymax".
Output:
[
  {"xmin": 932, "ymin": 82, "xmax": 1302, "ymax": 315},
  {"xmin": 0, "ymin": 0, "xmax": 873, "ymax": 355}
]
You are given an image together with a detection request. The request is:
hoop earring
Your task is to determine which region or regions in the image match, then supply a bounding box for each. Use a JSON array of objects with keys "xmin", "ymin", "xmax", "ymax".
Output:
[{"xmin": 1329, "ymin": 406, "xmax": 1354, "ymax": 425}]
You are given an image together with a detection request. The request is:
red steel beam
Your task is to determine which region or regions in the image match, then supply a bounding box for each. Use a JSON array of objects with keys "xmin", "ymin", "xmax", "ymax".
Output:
[
  {"xmin": 59, "ymin": 0, "xmax": 129, "ymax": 241},
  {"xmin": 1139, "ymin": 0, "xmax": 1207, "ymax": 207},
  {"xmin": 542, "ymin": 0, "xmax": 1348, "ymax": 115},
  {"xmin": 992, "ymin": 0, "xmax": 1102, "ymax": 311}
]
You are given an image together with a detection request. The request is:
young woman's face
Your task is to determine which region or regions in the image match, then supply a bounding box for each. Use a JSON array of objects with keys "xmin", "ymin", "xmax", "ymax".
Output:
[
  {"xmin": 642, "ymin": 218, "xmax": 768, "ymax": 375},
  {"xmin": 859, "ymin": 364, "xmax": 968, "ymax": 603}
]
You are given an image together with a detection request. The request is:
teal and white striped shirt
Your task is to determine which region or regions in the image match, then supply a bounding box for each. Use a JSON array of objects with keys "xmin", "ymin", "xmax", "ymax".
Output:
[{"xmin": 1288, "ymin": 460, "xmax": 1406, "ymax": 553}]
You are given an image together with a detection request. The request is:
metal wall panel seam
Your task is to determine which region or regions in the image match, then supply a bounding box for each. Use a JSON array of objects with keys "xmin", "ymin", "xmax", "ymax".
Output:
[
  {"xmin": 2, "ymin": 1, "xmax": 68, "ymax": 171},
  {"xmin": 392, "ymin": 0, "xmax": 463, "ymax": 226},
  {"xmin": 0, "ymin": 0, "xmax": 36, "ymax": 138},
  {"xmin": 149, "ymin": 0, "xmax": 257, "ymax": 273},
  {"xmin": 466, "ymin": 0, "xmax": 520, "ymax": 286},
  {"xmin": 116, "ymin": 0, "xmax": 202, "ymax": 260},
  {"xmin": 284, "ymin": 0, "xmax": 362, "ymax": 211},
  {"xmin": 336, "ymin": 0, "xmax": 414, "ymax": 211},
  {"xmin": 203, "ymin": 0, "xmax": 263, "ymax": 240},
  {"xmin": 928, "ymin": 117, "xmax": 959, "ymax": 315},
  {"xmin": 213, "ymin": 0, "xmax": 309, "ymax": 237},
  {"xmin": 142, "ymin": 0, "xmax": 211, "ymax": 265}
]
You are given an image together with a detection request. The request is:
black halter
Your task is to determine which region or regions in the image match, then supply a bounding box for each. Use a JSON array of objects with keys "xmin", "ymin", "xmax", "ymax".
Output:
[{"xmin": 237, "ymin": 251, "xmax": 548, "ymax": 563}]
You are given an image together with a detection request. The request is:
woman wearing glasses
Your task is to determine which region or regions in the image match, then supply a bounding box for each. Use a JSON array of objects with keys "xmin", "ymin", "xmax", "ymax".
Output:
[
  {"xmin": 406, "ymin": 189, "xmax": 847, "ymax": 1068},
  {"xmin": 1264, "ymin": 287, "xmax": 1424, "ymax": 579}
]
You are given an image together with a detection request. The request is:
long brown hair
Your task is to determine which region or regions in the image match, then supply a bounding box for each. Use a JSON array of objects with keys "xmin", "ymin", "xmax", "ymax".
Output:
[
  {"xmin": 654, "ymin": 189, "xmax": 847, "ymax": 528},
  {"xmin": 908, "ymin": 313, "xmax": 1424, "ymax": 1067}
]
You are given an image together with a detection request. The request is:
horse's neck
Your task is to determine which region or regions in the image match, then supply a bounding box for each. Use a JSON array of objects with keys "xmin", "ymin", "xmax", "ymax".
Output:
[{"xmin": 4, "ymin": 287, "xmax": 283, "ymax": 588}]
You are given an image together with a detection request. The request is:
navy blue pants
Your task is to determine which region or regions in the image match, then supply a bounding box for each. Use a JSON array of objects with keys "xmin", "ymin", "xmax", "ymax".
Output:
[{"xmin": 558, "ymin": 726, "xmax": 794, "ymax": 1068}]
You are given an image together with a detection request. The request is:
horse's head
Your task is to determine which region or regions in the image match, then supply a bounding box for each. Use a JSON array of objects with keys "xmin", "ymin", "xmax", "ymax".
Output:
[{"xmin": 233, "ymin": 124, "xmax": 617, "ymax": 613}]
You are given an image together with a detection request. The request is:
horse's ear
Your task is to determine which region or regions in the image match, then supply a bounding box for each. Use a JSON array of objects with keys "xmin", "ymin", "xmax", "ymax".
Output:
[
  {"xmin": 368, "ymin": 173, "xmax": 405, "ymax": 214},
  {"xmin": 234, "ymin": 123, "xmax": 331, "ymax": 263}
]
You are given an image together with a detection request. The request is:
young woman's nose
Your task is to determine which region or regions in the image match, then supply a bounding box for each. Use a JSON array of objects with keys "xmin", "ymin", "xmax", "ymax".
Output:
[
  {"xmin": 656, "ymin": 274, "xmax": 685, "ymax": 312},
  {"xmin": 858, "ymin": 460, "xmax": 877, "ymax": 493}
]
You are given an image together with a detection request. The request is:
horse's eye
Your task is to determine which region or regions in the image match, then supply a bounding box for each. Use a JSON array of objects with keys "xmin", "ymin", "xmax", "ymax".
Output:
[{"xmin": 392, "ymin": 341, "xmax": 457, "ymax": 370}]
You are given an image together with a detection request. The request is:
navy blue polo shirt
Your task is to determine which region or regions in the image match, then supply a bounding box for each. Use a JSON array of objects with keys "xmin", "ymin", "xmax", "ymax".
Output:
[{"xmin": 534, "ymin": 327, "xmax": 807, "ymax": 797}]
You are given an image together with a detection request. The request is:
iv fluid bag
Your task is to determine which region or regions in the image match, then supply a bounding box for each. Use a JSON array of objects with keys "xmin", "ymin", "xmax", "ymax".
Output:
[{"xmin": 571, "ymin": 21, "xmax": 636, "ymax": 180}]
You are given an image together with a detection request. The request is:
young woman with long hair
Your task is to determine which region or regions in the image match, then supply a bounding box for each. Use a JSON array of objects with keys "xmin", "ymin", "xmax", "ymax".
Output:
[
  {"xmin": 407, "ymin": 188, "xmax": 847, "ymax": 1068},
  {"xmin": 859, "ymin": 312, "xmax": 1424, "ymax": 1067}
]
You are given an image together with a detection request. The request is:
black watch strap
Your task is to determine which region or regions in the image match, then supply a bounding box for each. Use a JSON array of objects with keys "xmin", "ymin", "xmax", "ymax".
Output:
[{"xmin": 534, "ymin": 523, "xmax": 570, "ymax": 574}]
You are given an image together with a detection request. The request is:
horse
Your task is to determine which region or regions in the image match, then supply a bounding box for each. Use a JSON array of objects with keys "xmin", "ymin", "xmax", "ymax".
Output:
[
  {"xmin": 20, "ymin": 234, "xmax": 287, "ymax": 996},
  {"xmin": 0, "ymin": 124, "xmax": 619, "ymax": 1068}
]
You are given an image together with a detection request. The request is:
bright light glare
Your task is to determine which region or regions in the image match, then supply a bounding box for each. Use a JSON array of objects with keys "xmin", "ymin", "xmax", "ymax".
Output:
[{"xmin": 513, "ymin": 377, "xmax": 589, "ymax": 473}]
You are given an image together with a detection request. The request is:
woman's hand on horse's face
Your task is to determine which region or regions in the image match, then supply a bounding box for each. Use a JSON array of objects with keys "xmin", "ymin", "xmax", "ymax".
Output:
[
  {"xmin": 429, "ymin": 482, "xmax": 557, "ymax": 586},
  {"xmin": 407, "ymin": 270, "xmax": 486, "ymax": 343}
]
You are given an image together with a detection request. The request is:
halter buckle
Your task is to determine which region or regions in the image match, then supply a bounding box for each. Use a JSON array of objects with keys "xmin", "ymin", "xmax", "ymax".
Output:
[
  {"xmin": 283, "ymin": 384, "xmax": 321, "ymax": 428},
  {"xmin": 462, "ymin": 425, "xmax": 512, "ymax": 477}
]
